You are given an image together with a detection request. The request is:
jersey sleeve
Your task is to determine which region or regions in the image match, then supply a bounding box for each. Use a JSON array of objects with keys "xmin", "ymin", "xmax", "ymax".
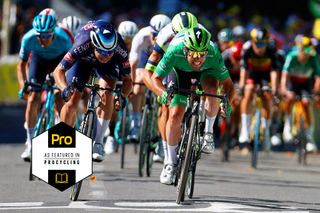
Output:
[
  {"xmin": 213, "ymin": 49, "xmax": 230, "ymax": 81},
  {"xmin": 59, "ymin": 37, "xmax": 91, "ymax": 70},
  {"xmin": 129, "ymin": 32, "xmax": 143, "ymax": 62},
  {"xmin": 155, "ymin": 44, "xmax": 176, "ymax": 78},
  {"xmin": 116, "ymin": 37, "xmax": 131, "ymax": 76},
  {"xmin": 282, "ymin": 53, "xmax": 293, "ymax": 73},
  {"xmin": 313, "ymin": 56, "xmax": 320, "ymax": 76},
  {"xmin": 19, "ymin": 33, "xmax": 32, "ymax": 62},
  {"xmin": 145, "ymin": 43, "xmax": 165, "ymax": 72}
]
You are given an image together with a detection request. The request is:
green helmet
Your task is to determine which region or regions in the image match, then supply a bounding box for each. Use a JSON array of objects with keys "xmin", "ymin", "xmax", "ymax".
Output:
[
  {"xmin": 184, "ymin": 27, "xmax": 211, "ymax": 51},
  {"xmin": 172, "ymin": 11, "xmax": 198, "ymax": 34}
]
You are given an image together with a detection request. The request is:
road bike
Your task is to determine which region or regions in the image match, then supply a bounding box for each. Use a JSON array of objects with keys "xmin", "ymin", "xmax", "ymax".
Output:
[
  {"xmin": 170, "ymin": 86, "xmax": 228, "ymax": 204},
  {"xmin": 27, "ymin": 74, "xmax": 59, "ymax": 181},
  {"xmin": 70, "ymin": 73, "xmax": 123, "ymax": 201}
]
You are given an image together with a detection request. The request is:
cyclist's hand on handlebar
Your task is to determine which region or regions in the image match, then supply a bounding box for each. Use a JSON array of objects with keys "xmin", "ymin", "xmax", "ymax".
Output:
[
  {"xmin": 160, "ymin": 90, "xmax": 173, "ymax": 106},
  {"xmin": 18, "ymin": 81, "xmax": 29, "ymax": 100},
  {"xmin": 220, "ymin": 101, "xmax": 232, "ymax": 118},
  {"xmin": 62, "ymin": 85, "xmax": 74, "ymax": 102}
]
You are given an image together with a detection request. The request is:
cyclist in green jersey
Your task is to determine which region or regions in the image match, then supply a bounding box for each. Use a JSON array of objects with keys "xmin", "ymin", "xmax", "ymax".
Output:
[
  {"xmin": 151, "ymin": 27, "xmax": 234, "ymax": 185},
  {"xmin": 281, "ymin": 36, "xmax": 320, "ymax": 145}
]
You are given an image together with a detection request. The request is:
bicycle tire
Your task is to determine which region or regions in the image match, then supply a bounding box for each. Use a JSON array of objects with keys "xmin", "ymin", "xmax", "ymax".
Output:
[
  {"xmin": 186, "ymin": 149, "xmax": 197, "ymax": 198},
  {"xmin": 251, "ymin": 109, "xmax": 260, "ymax": 169},
  {"xmin": 176, "ymin": 115, "xmax": 197, "ymax": 204},
  {"xmin": 220, "ymin": 117, "xmax": 231, "ymax": 162},
  {"xmin": 30, "ymin": 110, "xmax": 49, "ymax": 181},
  {"xmin": 297, "ymin": 116, "xmax": 307, "ymax": 165},
  {"xmin": 70, "ymin": 111, "xmax": 95, "ymax": 201},
  {"xmin": 146, "ymin": 143, "xmax": 154, "ymax": 177},
  {"xmin": 121, "ymin": 106, "xmax": 127, "ymax": 169},
  {"xmin": 138, "ymin": 106, "xmax": 148, "ymax": 177}
]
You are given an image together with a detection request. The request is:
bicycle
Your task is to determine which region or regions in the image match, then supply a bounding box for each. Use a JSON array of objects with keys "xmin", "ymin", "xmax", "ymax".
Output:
[
  {"xmin": 138, "ymin": 89, "xmax": 159, "ymax": 177},
  {"xmin": 170, "ymin": 86, "xmax": 228, "ymax": 204},
  {"xmin": 250, "ymin": 85, "xmax": 272, "ymax": 169},
  {"xmin": 291, "ymin": 95, "xmax": 315, "ymax": 165},
  {"xmin": 25, "ymin": 74, "xmax": 59, "ymax": 181},
  {"xmin": 70, "ymin": 73, "xmax": 123, "ymax": 201}
]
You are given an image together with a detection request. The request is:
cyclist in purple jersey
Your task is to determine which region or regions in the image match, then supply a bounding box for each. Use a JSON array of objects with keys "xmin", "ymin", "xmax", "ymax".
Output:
[{"xmin": 53, "ymin": 20, "xmax": 133, "ymax": 162}]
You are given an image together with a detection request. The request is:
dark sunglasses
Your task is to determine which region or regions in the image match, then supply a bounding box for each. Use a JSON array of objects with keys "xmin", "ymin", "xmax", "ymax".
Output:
[
  {"xmin": 187, "ymin": 50, "xmax": 208, "ymax": 58},
  {"xmin": 96, "ymin": 48, "xmax": 114, "ymax": 56},
  {"xmin": 37, "ymin": 32, "xmax": 54, "ymax": 39}
]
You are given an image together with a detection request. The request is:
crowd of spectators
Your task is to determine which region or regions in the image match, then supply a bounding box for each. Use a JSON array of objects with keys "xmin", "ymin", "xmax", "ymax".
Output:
[{"xmin": 2, "ymin": 0, "xmax": 316, "ymax": 55}]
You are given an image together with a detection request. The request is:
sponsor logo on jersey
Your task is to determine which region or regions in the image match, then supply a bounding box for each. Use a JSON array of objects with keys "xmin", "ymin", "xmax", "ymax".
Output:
[
  {"xmin": 64, "ymin": 52, "xmax": 74, "ymax": 63},
  {"xmin": 115, "ymin": 46, "xmax": 128, "ymax": 58},
  {"xmin": 73, "ymin": 42, "xmax": 91, "ymax": 54}
]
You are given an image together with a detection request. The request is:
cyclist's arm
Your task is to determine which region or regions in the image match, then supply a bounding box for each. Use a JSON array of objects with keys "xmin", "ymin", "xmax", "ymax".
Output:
[
  {"xmin": 17, "ymin": 33, "xmax": 32, "ymax": 89},
  {"xmin": 121, "ymin": 75, "xmax": 133, "ymax": 97},
  {"xmin": 239, "ymin": 48, "xmax": 248, "ymax": 88},
  {"xmin": 53, "ymin": 64, "xmax": 68, "ymax": 91},
  {"xmin": 270, "ymin": 70, "xmax": 278, "ymax": 94},
  {"xmin": 220, "ymin": 77, "xmax": 235, "ymax": 104},
  {"xmin": 17, "ymin": 59, "xmax": 28, "ymax": 89},
  {"xmin": 129, "ymin": 31, "xmax": 143, "ymax": 82},
  {"xmin": 281, "ymin": 53, "xmax": 293, "ymax": 94}
]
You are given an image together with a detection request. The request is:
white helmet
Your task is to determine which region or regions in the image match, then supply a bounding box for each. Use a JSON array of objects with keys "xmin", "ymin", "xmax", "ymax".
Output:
[
  {"xmin": 118, "ymin": 21, "xmax": 138, "ymax": 39},
  {"xmin": 149, "ymin": 14, "xmax": 171, "ymax": 32},
  {"xmin": 40, "ymin": 8, "xmax": 57, "ymax": 21},
  {"xmin": 61, "ymin": 16, "xmax": 82, "ymax": 36}
]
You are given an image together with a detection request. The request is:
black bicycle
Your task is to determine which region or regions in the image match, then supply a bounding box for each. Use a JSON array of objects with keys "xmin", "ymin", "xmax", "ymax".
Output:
[
  {"xmin": 70, "ymin": 73, "xmax": 123, "ymax": 201},
  {"xmin": 171, "ymin": 87, "xmax": 228, "ymax": 204}
]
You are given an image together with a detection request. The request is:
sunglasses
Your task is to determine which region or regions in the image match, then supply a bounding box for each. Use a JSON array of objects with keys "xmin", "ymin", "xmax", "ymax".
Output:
[
  {"xmin": 37, "ymin": 32, "xmax": 54, "ymax": 39},
  {"xmin": 187, "ymin": 50, "xmax": 208, "ymax": 58},
  {"xmin": 96, "ymin": 48, "xmax": 114, "ymax": 56}
]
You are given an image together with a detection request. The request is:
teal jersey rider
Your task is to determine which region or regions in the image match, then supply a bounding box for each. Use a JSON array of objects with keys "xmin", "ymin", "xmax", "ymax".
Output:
[
  {"xmin": 283, "ymin": 50, "xmax": 320, "ymax": 82},
  {"xmin": 19, "ymin": 26, "xmax": 72, "ymax": 61}
]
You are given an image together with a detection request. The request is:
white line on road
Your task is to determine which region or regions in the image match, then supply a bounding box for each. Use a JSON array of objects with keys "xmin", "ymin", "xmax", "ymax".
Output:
[{"xmin": 0, "ymin": 201, "xmax": 310, "ymax": 212}]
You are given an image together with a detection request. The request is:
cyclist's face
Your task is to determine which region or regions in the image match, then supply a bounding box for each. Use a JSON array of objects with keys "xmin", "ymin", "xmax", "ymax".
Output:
[
  {"xmin": 94, "ymin": 49, "xmax": 114, "ymax": 63},
  {"xmin": 252, "ymin": 41, "xmax": 267, "ymax": 56},
  {"xmin": 298, "ymin": 49, "xmax": 311, "ymax": 63},
  {"xmin": 37, "ymin": 32, "xmax": 54, "ymax": 48},
  {"xmin": 186, "ymin": 50, "xmax": 208, "ymax": 70}
]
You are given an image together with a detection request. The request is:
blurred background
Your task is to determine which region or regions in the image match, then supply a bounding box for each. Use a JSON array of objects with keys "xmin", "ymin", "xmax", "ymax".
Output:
[{"xmin": 0, "ymin": 0, "xmax": 318, "ymax": 144}]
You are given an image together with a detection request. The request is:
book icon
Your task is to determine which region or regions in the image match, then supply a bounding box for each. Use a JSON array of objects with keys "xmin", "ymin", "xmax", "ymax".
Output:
[{"xmin": 55, "ymin": 173, "xmax": 68, "ymax": 184}]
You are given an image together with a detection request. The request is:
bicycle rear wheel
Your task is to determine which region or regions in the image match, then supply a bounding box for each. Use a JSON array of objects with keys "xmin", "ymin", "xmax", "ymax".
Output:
[
  {"xmin": 176, "ymin": 115, "xmax": 197, "ymax": 204},
  {"xmin": 251, "ymin": 109, "xmax": 260, "ymax": 169},
  {"xmin": 70, "ymin": 111, "xmax": 95, "ymax": 201}
]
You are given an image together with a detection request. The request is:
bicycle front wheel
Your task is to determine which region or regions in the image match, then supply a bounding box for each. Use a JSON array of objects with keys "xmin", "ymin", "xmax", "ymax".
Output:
[
  {"xmin": 186, "ymin": 149, "xmax": 197, "ymax": 198},
  {"xmin": 121, "ymin": 106, "xmax": 127, "ymax": 169},
  {"xmin": 30, "ymin": 110, "xmax": 49, "ymax": 181},
  {"xmin": 70, "ymin": 111, "xmax": 95, "ymax": 201},
  {"xmin": 251, "ymin": 109, "xmax": 260, "ymax": 169},
  {"xmin": 176, "ymin": 115, "xmax": 197, "ymax": 204},
  {"xmin": 138, "ymin": 106, "xmax": 148, "ymax": 177}
]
